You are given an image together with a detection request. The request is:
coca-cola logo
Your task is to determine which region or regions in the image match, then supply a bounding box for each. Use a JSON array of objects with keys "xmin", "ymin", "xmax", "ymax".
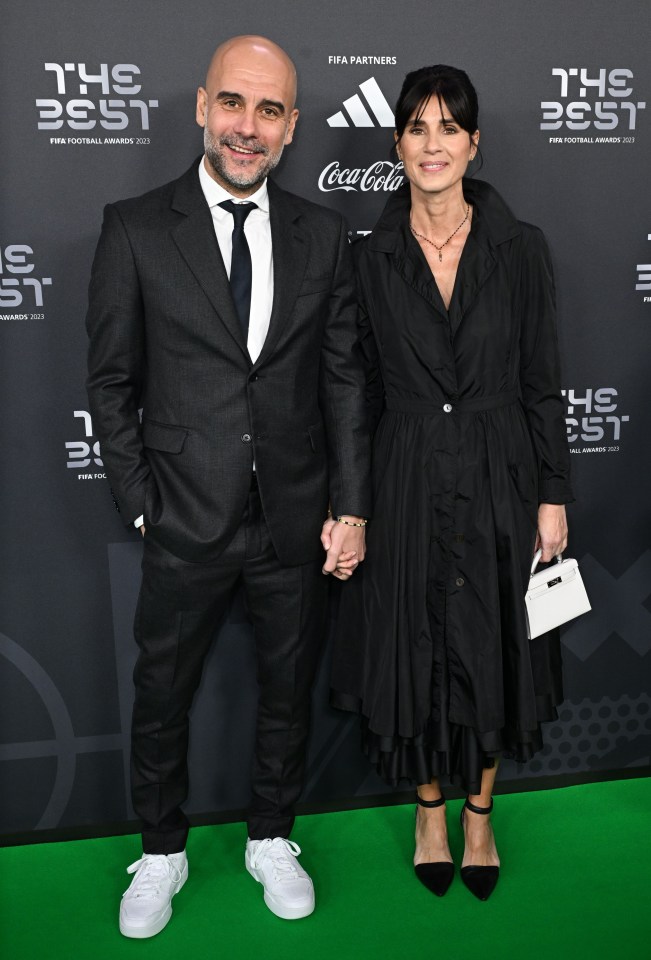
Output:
[{"xmin": 318, "ymin": 160, "xmax": 404, "ymax": 193}]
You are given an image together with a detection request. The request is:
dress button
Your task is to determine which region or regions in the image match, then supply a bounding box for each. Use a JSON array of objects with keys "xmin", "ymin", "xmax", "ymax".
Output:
[
  {"xmin": 241, "ymin": 433, "xmax": 252, "ymax": 443},
  {"xmin": 455, "ymin": 577, "xmax": 465, "ymax": 587},
  {"xmin": 443, "ymin": 403, "xmax": 453, "ymax": 413}
]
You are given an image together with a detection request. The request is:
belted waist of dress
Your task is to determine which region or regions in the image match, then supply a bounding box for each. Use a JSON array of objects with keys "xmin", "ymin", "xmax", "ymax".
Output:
[{"xmin": 384, "ymin": 389, "xmax": 519, "ymax": 416}]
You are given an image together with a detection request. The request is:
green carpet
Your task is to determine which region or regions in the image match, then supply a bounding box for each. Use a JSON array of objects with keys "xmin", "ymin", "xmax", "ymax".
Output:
[{"xmin": 3, "ymin": 778, "xmax": 649, "ymax": 960}]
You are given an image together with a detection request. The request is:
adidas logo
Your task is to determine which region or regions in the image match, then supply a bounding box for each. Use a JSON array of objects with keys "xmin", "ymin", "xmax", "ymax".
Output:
[{"xmin": 327, "ymin": 77, "xmax": 395, "ymax": 128}]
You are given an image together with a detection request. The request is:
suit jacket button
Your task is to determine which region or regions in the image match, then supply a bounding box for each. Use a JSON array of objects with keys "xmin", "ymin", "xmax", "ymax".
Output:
[
  {"xmin": 241, "ymin": 433, "xmax": 252, "ymax": 443},
  {"xmin": 443, "ymin": 403, "xmax": 453, "ymax": 413},
  {"xmin": 455, "ymin": 577, "xmax": 465, "ymax": 587}
]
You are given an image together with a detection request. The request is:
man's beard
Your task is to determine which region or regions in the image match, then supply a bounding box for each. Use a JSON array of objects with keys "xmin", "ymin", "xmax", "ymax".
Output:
[{"xmin": 204, "ymin": 128, "xmax": 284, "ymax": 191}]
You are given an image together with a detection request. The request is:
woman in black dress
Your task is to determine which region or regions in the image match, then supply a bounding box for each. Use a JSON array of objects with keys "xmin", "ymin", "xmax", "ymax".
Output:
[{"xmin": 331, "ymin": 65, "xmax": 573, "ymax": 901}]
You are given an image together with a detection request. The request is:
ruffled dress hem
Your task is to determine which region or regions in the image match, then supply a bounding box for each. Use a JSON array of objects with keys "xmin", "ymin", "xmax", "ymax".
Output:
[{"xmin": 331, "ymin": 689, "xmax": 560, "ymax": 794}]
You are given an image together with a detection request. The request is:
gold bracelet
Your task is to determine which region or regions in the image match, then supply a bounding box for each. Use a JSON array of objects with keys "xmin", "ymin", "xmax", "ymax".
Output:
[{"xmin": 335, "ymin": 516, "xmax": 367, "ymax": 527}]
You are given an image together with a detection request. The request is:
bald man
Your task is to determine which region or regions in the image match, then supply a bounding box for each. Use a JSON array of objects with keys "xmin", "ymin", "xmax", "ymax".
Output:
[{"xmin": 86, "ymin": 36, "xmax": 371, "ymax": 937}]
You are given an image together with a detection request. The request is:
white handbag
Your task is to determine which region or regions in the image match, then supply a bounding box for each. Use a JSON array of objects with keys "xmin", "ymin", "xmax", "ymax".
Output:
[{"xmin": 525, "ymin": 550, "xmax": 591, "ymax": 639}]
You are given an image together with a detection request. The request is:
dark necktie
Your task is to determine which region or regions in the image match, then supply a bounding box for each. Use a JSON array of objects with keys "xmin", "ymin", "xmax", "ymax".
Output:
[{"xmin": 219, "ymin": 199, "xmax": 257, "ymax": 341}]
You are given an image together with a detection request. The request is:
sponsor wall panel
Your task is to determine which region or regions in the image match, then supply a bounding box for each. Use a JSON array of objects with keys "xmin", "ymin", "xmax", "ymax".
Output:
[{"xmin": 1, "ymin": 0, "xmax": 649, "ymax": 836}]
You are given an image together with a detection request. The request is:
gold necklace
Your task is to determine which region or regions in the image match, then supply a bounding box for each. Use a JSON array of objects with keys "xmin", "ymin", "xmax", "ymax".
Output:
[{"xmin": 409, "ymin": 203, "xmax": 470, "ymax": 262}]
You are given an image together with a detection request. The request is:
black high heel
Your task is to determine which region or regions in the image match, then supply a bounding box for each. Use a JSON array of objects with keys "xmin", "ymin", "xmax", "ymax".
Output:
[
  {"xmin": 414, "ymin": 794, "xmax": 455, "ymax": 897},
  {"xmin": 460, "ymin": 798, "xmax": 500, "ymax": 901}
]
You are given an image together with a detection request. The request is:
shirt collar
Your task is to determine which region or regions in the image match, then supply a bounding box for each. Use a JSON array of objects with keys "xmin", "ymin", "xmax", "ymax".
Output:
[{"xmin": 198, "ymin": 156, "xmax": 269, "ymax": 215}]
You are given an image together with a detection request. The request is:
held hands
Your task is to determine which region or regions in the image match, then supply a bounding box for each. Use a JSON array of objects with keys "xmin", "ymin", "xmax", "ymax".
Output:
[
  {"xmin": 535, "ymin": 503, "xmax": 568, "ymax": 562},
  {"xmin": 321, "ymin": 516, "xmax": 366, "ymax": 580}
]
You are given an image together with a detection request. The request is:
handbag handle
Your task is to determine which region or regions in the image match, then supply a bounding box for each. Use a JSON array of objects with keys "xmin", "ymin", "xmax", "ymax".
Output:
[{"xmin": 530, "ymin": 549, "xmax": 563, "ymax": 576}]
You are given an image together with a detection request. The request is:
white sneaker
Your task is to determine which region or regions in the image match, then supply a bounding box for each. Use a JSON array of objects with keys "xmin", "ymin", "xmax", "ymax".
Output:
[
  {"xmin": 119, "ymin": 851, "xmax": 188, "ymax": 939},
  {"xmin": 245, "ymin": 838, "xmax": 315, "ymax": 920}
]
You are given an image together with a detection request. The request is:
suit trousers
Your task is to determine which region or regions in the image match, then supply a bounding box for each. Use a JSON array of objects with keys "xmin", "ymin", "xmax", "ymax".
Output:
[{"xmin": 131, "ymin": 479, "xmax": 328, "ymax": 854}]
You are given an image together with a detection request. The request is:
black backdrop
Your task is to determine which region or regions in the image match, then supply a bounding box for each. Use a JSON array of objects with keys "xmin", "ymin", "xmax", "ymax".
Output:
[{"xmin": 1, "ymin": 0, "xmax": 650, "ymax": 839}]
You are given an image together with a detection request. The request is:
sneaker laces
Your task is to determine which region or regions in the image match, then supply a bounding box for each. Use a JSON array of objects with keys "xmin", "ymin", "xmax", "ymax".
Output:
[
  {"xmin": 124, "ymin": 854, "xmax": 182, "ymax": 900},
  {"xmin": 250, "ymin": 838, "xmax": 302, "ymax": 881}
]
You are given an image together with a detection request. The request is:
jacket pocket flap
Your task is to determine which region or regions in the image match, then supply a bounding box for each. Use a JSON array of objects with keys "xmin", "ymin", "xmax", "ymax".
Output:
[
  {"xmin": 298, "ymin": 277, "xmax": 331, "ymax": 297},
  {"xmin": 142, "ymin": 420, "xmax": 188, "ymax": 453}
]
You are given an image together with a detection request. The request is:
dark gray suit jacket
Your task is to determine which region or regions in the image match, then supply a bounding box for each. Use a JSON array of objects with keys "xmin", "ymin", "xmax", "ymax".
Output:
[{"xmin": 86, "ymin": 159, "xmax": 372, "ymax": 564}]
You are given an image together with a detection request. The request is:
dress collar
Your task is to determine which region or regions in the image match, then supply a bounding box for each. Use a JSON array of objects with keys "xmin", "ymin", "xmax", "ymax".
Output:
[{"xmin": 367, "ymin": 178, "xmax": 521, "ymax": 253}]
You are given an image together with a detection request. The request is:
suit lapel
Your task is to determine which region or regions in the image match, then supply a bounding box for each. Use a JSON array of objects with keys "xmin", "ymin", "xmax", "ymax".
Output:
[
  {"xmin": 253, "ymin": 181, "xmax": 309, "ymax": 369},
  {"xmin": 170, "ymin": 161, "xmax": 249, "ymax": 360}
]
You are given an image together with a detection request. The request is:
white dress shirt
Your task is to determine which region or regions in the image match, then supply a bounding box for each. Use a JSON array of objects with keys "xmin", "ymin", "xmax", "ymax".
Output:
[
  {"xmin": 134, "ymin": 158, "xmax": 274, "ymax": 529},
  {"xmin": 198, "ymin": 156, "xmax": 274, "ymax": 363}
]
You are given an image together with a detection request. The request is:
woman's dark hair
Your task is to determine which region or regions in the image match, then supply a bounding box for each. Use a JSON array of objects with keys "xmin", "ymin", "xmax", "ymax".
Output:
[{"xmin": 394, "ymin": 64, "xmax": 481, "ymax": 167}]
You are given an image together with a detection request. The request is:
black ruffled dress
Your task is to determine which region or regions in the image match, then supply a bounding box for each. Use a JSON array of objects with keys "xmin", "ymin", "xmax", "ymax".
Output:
[{"xmin": 330, "ymin": 180, "xmax": 574, "ymax": 792}]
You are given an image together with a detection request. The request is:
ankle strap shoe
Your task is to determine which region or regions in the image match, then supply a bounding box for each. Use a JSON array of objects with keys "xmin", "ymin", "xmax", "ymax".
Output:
[
  {"xmin": 460, "ymin": 798, "xmax": 499, "ymax": 901},
  {"xmin": 414, "ymin": 792, "xmax": 454, "ymax": 897}
]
